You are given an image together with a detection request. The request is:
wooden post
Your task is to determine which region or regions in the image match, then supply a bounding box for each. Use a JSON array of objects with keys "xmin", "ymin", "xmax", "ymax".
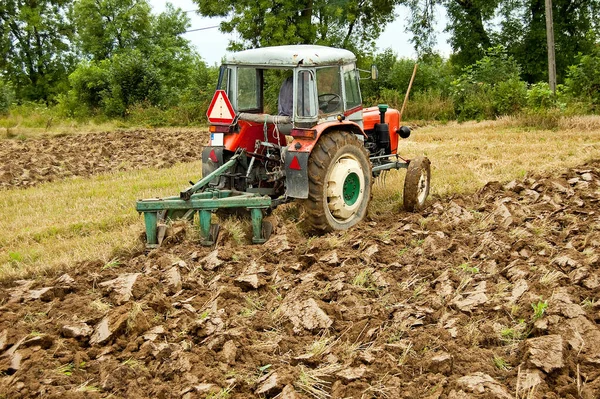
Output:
[
  {"xmin": 399, "ymin": 64, "xmax": 418, "ymax": 120},
  {"xmin": 545, "ymin": 0, "xmax": 557, "ymax": 94}
]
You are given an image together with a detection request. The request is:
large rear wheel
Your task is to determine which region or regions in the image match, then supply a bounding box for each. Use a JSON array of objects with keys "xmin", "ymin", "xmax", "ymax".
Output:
[{"xmin": 303, "ymin": 131, "xmax": 372, "ymax": 233}]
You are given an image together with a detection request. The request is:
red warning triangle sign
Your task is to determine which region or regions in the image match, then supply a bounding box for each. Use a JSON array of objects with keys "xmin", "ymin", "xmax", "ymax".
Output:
[
  {"xmin": 206, "ymin": 90, "xmax": 236, "ymax": 125},
  {"xmin": 289, "ymin": 156, "xmax": 301, "ymax": 170}
]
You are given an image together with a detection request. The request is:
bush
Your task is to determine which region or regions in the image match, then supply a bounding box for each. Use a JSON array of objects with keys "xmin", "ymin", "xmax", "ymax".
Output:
[
  {"xmin": 404, "ymin": 90, "xmax": 455, "ymax": 121},
  {"xmin": 493, "ymin": 78, "xmax": 527, "ymax": 115},
  {"xmin": 0, "ymin": 80, "xmax": 15, "ymax": 115},
  {"xmin": 452, "ymin": 46, "xmax": 527, "ymax": 120},
  {"xmin": 526, "ymin": 82, "xmax": 556, "ymax": 109},
  {"xmin": 564, "ymin": 48, "xmax": 600, "ymax": 109}
]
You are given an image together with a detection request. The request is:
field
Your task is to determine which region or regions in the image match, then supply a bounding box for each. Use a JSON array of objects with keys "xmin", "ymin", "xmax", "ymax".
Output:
[{"xmin": 1, "ymin": 118, "xmax": 600, "ymax": 398}]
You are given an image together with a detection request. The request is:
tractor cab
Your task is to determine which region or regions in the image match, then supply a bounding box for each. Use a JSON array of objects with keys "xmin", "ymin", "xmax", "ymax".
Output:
[{"xmin": 216, "ymin": 45, "xmax": 364, "ymax": 129}]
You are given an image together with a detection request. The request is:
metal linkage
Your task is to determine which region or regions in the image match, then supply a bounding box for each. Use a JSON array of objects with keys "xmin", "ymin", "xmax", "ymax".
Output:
[{"xmin": 136, "ymin": 150, "xmax": 272, "ymax": 248}]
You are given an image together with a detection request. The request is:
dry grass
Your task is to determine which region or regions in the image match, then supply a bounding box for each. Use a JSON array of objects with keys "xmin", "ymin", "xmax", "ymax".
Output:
[
  {"xmin": 1, "ymin": 118, "xmax": 600, "ymax": 281},
  {"xmin": 371, "ymin": 118, "xmax": 600, "ymax": 214},
  {"xmin": 0, "ymin": 161, "xmax": 204, "ymax": 280}
]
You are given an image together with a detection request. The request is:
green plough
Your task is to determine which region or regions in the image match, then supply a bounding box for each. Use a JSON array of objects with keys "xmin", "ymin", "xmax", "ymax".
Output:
[{"xmin": 136, "ymin": 152, "xmax": 273, "ymax": 248}]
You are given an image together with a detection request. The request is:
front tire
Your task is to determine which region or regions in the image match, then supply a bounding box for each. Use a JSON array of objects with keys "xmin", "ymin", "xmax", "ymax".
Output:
[
  {"xmin": 403, "ymin": 156, "xmax": 431, "ymax": 211},
  {"xmin": 303, "ymin": 131, "xmax": 372, "ymax": 233}
]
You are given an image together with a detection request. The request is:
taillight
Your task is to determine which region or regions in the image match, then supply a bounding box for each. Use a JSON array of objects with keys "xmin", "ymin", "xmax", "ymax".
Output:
[
  {"xmin": 209, "ymin": 125, "xmax": 230, "ymax": 133},
  {"xmin": 290, "ymin": 128, "xmax": 316, "ymax": 139}
]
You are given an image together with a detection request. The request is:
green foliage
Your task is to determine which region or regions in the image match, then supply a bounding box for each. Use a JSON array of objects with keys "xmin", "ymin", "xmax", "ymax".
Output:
[
  {"xmin": 531, "ymin": 299, "xmax": 548, "ymax": 320},
  {"xmin": 565, "ymin": 48, "xmax": 600, "ymax": 108},
  {"xmin": 0, "ymin": 0, "xmax": 76, "ymax": 102},
  {"xmin": 0, "ymin": 80, "xmax": 15, "ymax": 114},
  {"xmin": 452, "ymin": 46, "xmax": 527, "ymax": 120},
  {"xmin": 73, "ymin": 0, "xmax": 153, "ymax": 61},
  {"xmin": 196, "ymin": 0, "xmax": 401, "ymax": 55},
  {"xmin": 527, "ymin": 82, "xmax": 556, "ymax": 110}
]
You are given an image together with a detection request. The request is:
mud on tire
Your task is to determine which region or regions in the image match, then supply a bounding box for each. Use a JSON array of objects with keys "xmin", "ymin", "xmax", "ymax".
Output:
[
  {"xmin": 303, "ymin": 130, "xmax": 372, "ymax": 233},
  {"xmin": 403, "ymin": 156, "xmax": 431, "ymax": 212}
]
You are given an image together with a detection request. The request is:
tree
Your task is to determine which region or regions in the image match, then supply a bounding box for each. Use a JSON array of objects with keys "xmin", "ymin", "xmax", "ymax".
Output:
[
  {"xmin": 0, "ymin": 0, "xmax": 75, "ymax": 102},
  {"xmin": 67, "ymin": 1, "xmax": 199, "ymax": 116},
  {"xmin": 73, "ymin": 0, "xmax": 153, "ymax": 60},
  {"xmin": 195, "ymin": 0, "xmax": 402, "ymax": 54},
  {"xmin": 403, "ymin": 0, "xmax": 600, "ymax": 81}
]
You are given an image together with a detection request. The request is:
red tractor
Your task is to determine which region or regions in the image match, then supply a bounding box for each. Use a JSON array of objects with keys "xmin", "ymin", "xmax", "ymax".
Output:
[{"xmin": 136, "ymin": 45, "xmax": 430, "ymax": 247}]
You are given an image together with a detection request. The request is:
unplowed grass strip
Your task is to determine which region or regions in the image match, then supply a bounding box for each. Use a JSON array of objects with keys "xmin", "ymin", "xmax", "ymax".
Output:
[
  {"xmin": 0, "ymin": 161, "xmax": 204, "ymax": 280},
  {"xmin": 1, "ymin": 120, "xmax": 600, "ymax": 281},
  {"xmin": 371, "ymin": 120, "xmax": 600, "ymax": 213}
]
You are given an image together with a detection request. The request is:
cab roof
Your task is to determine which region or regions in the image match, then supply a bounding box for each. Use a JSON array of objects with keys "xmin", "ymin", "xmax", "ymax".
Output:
[{"xmin": 224, "ymin": 45, "xmax": 356, "ymax": 67}]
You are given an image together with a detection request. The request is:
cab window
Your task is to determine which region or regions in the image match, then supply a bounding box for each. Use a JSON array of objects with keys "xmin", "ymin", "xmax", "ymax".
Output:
[
  {"xmin": 296, "ymin": 70, "xmax": 317, "ymax": 117},
  {"xmin": 237, "ymin": 68, "xmax": 261, "ymax": 112},
  {"xmin": 316, "ymin": 67, "xmax": 342, "ymax": 114},
  {"xmin": 343, "ymin": 65, "xmax": 361, "ymax": 110}
]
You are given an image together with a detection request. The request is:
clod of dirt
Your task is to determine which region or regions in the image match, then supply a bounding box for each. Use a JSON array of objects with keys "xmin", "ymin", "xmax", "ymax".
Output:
[
  {"xmin": 142, "ymin": 325, "xmax": 165, "ymax": 342},
  {"xmin": 201, "ymin": 250, "xmax": 223, "ymax": 270},
  {"xmin": 0, "ymin": 330, "xmax": 7, "ymax": 351},
  {"xmin": 429, "ymin": 352, "xmax": 453, "ymax": 375},
  {"xmin": 279, "ymin": 385, "xmax": 300, "ymax": 399},
  {"xmin": 319, "ymin": 251, "xmax": 339, "ymax": 265},
  {"xmin": 281, "ymin": 298, "xmax": 332, "ymax": 333},
  {"xmin": 27, "ymin": 287, "xmax": 53, "ymax": 301},
  {"xmin": 264, "ymin": 226, "xmax": 291, "ymax": 254},
  {"xmin": 508, "ymin": 279, "xmax": 528, "ymax": 303},
  {"xmin": 221, "ymin": 340, "xmax": 237, "ymax": 365},
  {"xmin": 456, "ymin": 372, "xmax": 512, "ymax": 398},
  {"xmin": 99, "ymin": 273, "xmax": 140, "ymax": 304},
  {"xmin": 89, "ymin": 317, "xmax": 111, "ymax": 345},
  {"xmin": 451, "ymin": 281, "xmax": 488, "ymax": 312},
  {"xmin": 362, "ymin": 244, "xmax": 379, "ymax": 260},
  {"xmin": 164, "ymin": 266, "xmax": 182, "ymax": 295},
  {"xmin": 61, "ymin": 323, "xmax": 93, "ymax": 339},
  {"xmin": 517, "ymin": 369, "xmax": 545, "ymax": 395},
  {"xmin": 235, "ymin": 274, "xmax": 261, "ymax": 290},
  {"xmin": 526, "ymin": 334, "xmax": 564, "ymax": 373},
  {"xmin": 7, "ymin": 351, "xmax": 22, "ymax": 374},
  {"xmin": 336, "ymin": 365, "xmax": 367, "ymax": 381},
  {"xmin": 22, "ymin": 334, "xmax": 53, "ymax": 349},
  {"xmin": 7, "ymin": 280, "xmax": 34, "ymax": 303},
  {"xmin": 255, "ymin": 372, "xmax": 282, "ymax": 396},
  {"xmin": 561, "ymin": 316, "xmax": 600, "ymax": 365}
]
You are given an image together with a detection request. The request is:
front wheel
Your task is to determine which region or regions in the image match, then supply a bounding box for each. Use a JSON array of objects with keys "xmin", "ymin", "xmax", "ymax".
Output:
[
  {"xmin": 403, "ymin": 156, "xmax": 431, "ymax": 211},
  {"xmin": 303, "ymin": 131, "xmax": 372, "ymax": 233}
]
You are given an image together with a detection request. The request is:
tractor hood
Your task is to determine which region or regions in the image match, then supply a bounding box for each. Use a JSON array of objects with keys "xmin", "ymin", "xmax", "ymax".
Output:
[{"xmin": 224, "ymin": 45, "xmax": 356, "ymax": 67}]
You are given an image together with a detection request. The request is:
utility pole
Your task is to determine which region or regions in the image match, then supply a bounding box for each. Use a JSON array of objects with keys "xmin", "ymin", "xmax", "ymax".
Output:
[{"xmin": 545, "ymin": 0, "xmax": 557, "ymax": 94}]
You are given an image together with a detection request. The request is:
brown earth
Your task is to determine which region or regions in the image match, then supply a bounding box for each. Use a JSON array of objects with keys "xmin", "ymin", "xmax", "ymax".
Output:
[
  {"xmin": 0, "ymin": 129, "xmax": 207, "ymax": 189},
  {"xmin": 1, "ymin": 161, "xmax": 599, "ymax": 398}
]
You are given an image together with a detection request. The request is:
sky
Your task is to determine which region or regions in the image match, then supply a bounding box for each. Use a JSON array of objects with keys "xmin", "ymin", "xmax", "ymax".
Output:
[{"xmin": 149, "ymin": 1, "xmax": 452, "ymax": 66}]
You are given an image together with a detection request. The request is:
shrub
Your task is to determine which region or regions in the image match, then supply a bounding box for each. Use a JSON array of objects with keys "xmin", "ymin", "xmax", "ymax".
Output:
[
  {"xmin": 526, "ymin": 82, "xmax": 556, "ymax": 109},
  {"xmin": 564, "ymin": 48, "xmax": 600, "ymax": 109},
  {"xmin": 452, "ymin": 46, "xmax": 527, "ymax": 120},
  {"xmin": 0, "ymin": 79, "xmax": 15, "ymax": 115},
  {"xmin": 493, "ymin": 78, "xmax": 527, "ymax": 115}
]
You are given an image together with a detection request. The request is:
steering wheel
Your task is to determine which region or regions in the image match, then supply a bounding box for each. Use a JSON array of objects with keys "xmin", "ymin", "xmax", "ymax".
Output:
[{"xmin": 318, "ymin": 93, "xmax": 342, "ymax": 113}]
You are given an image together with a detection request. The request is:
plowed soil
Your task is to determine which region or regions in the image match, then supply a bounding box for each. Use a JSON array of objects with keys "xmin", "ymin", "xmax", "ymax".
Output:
[
  {"xmin": 0, "ymin": 129, "xmax": 207, "ymax": 189},
  {"xmin": 1, "ymin": 161, "xmax": 599, "ymax": 398}
]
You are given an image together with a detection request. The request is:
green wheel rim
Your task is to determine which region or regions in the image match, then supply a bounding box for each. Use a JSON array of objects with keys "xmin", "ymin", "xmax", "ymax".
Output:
[{"xmin": 343, "ymin": 172, "xmax": 360, "ymax": 206}]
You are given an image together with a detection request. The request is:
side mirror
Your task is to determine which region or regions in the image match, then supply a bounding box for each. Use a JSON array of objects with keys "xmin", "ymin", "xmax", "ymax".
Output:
[{"xmin": 371, "ymin": 65, "xmax": 378, "ymax": 80}]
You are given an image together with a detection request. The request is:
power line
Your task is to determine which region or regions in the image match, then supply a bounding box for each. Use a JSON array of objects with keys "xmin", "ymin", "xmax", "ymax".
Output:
[{"xmin": 185, "ymin": 25, "xmax": 220, "ymax": 33}]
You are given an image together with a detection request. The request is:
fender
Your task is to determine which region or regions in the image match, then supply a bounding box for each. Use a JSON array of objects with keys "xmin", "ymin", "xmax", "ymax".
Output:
[
  {"xmin": 201, "ymin": 146, "xmax": 225, "ymax": 185},
  {"xmin": 284, "ymin": 120, "xmax": 367, "ymax": 199}
]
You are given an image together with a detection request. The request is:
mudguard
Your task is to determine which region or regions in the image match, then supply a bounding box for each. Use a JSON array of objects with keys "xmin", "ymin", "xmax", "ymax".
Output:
[{"xmin": 284, "ymin": 151, "xmax": 310, "ymax": 199}]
